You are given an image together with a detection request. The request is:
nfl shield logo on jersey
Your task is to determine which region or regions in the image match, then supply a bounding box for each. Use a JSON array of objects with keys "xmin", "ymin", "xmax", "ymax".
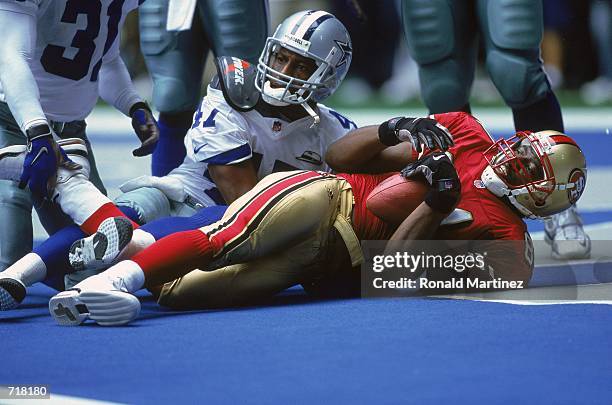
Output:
[{"xmin": 272, "ymin": 121, "xmax": 282, "ymax": 132}]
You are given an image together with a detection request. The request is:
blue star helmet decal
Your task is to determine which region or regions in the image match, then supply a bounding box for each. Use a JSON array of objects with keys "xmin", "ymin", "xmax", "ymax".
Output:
[{"xmin": 334, "ymin": 40, "xmax": 352, "ymax": 68}]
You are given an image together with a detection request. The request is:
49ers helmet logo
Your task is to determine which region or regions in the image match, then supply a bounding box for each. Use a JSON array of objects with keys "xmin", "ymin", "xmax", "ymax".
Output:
[{"xmin": 567, "ymin": 169, "xmax": 586, "ymax": 204}]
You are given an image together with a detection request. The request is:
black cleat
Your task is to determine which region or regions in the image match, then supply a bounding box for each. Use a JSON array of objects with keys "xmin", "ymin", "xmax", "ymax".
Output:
[{"xmin": 0, "ymin": 277, "xmax": 27, "ymax": 310}]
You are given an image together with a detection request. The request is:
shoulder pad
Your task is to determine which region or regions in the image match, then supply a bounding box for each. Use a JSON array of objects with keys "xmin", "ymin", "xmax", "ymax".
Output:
[{"xmin": 213, "ymin": 56, "xmax": 260, "ymax": 112}]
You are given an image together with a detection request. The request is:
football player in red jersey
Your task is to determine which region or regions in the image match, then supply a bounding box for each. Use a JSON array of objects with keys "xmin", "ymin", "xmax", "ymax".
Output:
[{"xmin": 48, "ymin": 112, "xmax": 587, "ymax": 326}]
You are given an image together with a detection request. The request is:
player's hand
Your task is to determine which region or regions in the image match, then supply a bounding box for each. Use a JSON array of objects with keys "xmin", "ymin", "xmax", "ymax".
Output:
[
  {"xmin": 130, "ymin": 102, "xmax": 159, "ymax": 157},
  {"xmin": 19, "ymin": 124, "xmax": 81, "ymax": 200},
  {"xmin": 401, "ymin": 152, "xmax": 461, "ymax": 214},
  {"xmin": 378, "ymin": 117, "xmax": 454, "ymax": 153}
]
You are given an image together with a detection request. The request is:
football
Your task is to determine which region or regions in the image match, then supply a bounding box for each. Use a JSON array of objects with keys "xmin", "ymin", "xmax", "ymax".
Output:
[{"xmin": 366, "ymin": 174, "xmax": 429, "ymax": 224}]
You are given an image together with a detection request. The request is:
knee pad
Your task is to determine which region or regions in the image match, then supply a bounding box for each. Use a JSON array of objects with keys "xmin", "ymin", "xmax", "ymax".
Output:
[
  {"xmin": 485, "ymin": 0, "xmax": 543, "ymax": 51},
  {"xmin": 0, "ymin": 138, "xmax": 90, "ymax": 183},
  {"xmin": 486, "ymin": 49, "xmax": 551, "ymax": 108},
  {"xmin": 139, "ymin": 0, "xmax": 175, "ymax": 56},
  {"xmin": 402, "ymin": 0, "xmax": 455, "ymax": 65},
  {"xmin": 140, "ymin": 0, "xmax": 206, "ymax": 112},
  {"xmin": 0, "ymin": 180, "xmax": 33, "ymax": 270},
  {"xmin": 0, "ymin": 144, "xmax": 26, "ymax": 182},
  {"xmin": 419, "ymin": 61, "xmax": 473, "ymax": 113},
  {"xmin": 114, "ymin": 187, "xmax": 172, "ymax": 224}
]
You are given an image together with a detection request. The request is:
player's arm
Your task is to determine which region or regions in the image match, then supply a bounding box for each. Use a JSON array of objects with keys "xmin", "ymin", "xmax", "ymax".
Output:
[
  {"xmin": 0, "ymin": 7, "xmax": 79, "ymax": 199},
  {"xmin": 387, "ymin": 153, "xmax": 461, "ymax": 242},
  {"xmin": 208, "ymin": 160, "xmax": 259, "ymax": 203},
  {"xmin": 98, "ymin": 47, "xmax": 159, "ymax": 157},
  {"xmin": 326, "ymin": 117, "xmax": 454, "ymax": 174},
  {"xmin": 0, "ymin": 7, "xmax": 46, "ymax": 132},
  {"xmin": 326, "ymin": 125, "xmax": 413, "ymax": 173}
]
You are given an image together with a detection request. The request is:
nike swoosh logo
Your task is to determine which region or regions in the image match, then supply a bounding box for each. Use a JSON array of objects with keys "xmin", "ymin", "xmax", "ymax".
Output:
[
  {"xmin": 432, "ymin": 154, "xmax": 445, "ymax": 160},
  {"xmin": 194, "ymin": 143, "xmax": 208, "ymax": 154},
  {"xmin": 31, "ymin": 147, "xmax": 49, "ymax": 165}
]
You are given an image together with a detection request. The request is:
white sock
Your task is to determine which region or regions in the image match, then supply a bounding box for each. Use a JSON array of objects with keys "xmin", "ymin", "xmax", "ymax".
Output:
[
  {"xmin": 0, "ymin": 253, "xmax": 47, "ymax": 286},
  {"xmin": 103, "ymin": 260, "xmax": 145, "ymax": 293},
  {"xmin": 117, "ymin": 229, "xmax": 156, "ymax": 261}
]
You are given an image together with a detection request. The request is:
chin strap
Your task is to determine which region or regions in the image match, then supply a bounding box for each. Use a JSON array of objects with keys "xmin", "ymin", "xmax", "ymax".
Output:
[{"xmin": 302, "ymin": 102, "xmax": 320, "ymax": 128}]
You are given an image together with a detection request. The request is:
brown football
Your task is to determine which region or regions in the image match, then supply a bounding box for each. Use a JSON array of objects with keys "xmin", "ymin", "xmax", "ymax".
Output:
[{"xmin": 366, "ymin": 173, "xmax": 429, "ymax": 224}]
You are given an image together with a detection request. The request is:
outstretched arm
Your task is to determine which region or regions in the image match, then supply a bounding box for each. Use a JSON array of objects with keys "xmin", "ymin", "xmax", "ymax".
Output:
[
  {"xmin": 325, "ymin": 125, "xmax": 414, "ymax": 173},
  {"xmin": 326, "ymin": 117, "xmax": 454, "ymax": 174}
]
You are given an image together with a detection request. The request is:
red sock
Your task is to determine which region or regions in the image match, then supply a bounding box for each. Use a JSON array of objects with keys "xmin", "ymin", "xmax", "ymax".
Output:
[
  {"xmin": 131, "ymin": 229, "xmax": 214, "ymax": 287},
  {"xmin": 81, "ymin": 202, "xmax": 139, "ymax": 235}
]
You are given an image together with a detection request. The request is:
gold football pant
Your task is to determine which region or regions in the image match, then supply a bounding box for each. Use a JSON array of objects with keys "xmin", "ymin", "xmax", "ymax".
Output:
[{"xmin": 157, "ymin": 171, "xmax": 363, "ymax": 309}]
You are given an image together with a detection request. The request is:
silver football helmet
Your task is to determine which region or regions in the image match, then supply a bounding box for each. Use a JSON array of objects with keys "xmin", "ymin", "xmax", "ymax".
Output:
[{"xmin": 255, "ymin": 10, "xmax": 352, "ymax": 119}]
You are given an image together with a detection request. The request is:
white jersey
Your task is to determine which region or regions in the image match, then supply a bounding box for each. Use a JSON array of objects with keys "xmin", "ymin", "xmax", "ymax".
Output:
[
  {"xmin": 0, "ymin": 0, "xmax": 139, "ymax": 122},
  {"xmin": 168, "ymin": 86, "xmax": 358, "ymax": 207}
]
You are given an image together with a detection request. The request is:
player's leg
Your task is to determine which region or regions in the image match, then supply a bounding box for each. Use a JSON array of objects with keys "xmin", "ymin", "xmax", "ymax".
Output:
[
  {"xmin": 478, "ymin": 0, "xmax": 589, "ymax": 258},
  {"xmin": 34, "ymin": 121, "xmax": 109, "ymax": 235},
  {"xmin": 477, "ymin": 0, "xmax": 564, "ymax": 132},
  {"xmin": 156, "ymin": 216, "xmax": 357, "ymax": 310},
  {"xmin": 157, "ymin": 241, "xmax": 322, "ymax": 310},
  {"xmin": 49, "ymin": 171, "xmax": 352, "ymax": 325},
  {"xmin": 198, "ymin": 0, "xmax": 269, "ymax": 64},
  {"xmin": 0, "ymin": 102, "xmax": 33, "ymax": 273},
  {"xmin": 66, "ymin": 204, "xmax": 227, "ymax": 280},
  {"xmin": 139, "ymin": 0, "xmax": 208, "ymax": 176},
  {"xmin": 401, "ymin": 0, "xmax": 478, "ymax": 113},
  {"xmin": 68, "ymin": 186, "xmax": 178, "ymax": 272},
  {"xmin": 0, "ymin": 139, "xmax": 136, "ymax": 308},
  {"xmin": 0, "ymin": 225, "xmax": 87, "ymax": 310}
]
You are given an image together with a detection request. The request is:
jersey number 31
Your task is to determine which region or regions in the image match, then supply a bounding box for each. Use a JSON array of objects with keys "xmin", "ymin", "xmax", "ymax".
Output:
[{"xmin": 40, "ymin": 0, "xmax": 125, "ymax": 81}]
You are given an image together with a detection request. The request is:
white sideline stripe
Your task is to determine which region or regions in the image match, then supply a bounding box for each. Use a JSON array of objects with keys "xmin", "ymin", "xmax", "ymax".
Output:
[
  {"xmin": 85, "ymin": 107, "xmax": 612, "ymax": 135},
  {"xmin": 434, "ymin": 282, "xmax": 612, "ymax": 305},
  {"xmin": 437, "ymin": 296, "xmax": 612, "ymax": 306},
  {"xmin": 0, "ymin": 392, "xmax": 124, "ymax": 404}
]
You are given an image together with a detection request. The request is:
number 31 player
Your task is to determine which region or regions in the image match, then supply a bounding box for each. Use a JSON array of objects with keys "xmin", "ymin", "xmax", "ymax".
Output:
[{"xmin": 0, "ymin": 0, "xmax": 158, "ymax": 272}]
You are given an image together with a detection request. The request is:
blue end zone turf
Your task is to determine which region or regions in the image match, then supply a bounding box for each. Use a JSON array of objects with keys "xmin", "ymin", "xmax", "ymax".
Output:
[{"xmin": 2, "ymin": 284, "xmax": 612, "ymax": 403}]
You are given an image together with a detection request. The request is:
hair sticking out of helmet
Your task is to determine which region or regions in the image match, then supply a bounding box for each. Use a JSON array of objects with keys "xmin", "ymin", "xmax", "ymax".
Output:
[
  {"xmin": 481, "ymin": 131, "xmax": 587, "ymax": 219},
  {"xmin": 255, "ymin": 10, "xmax": 353, "ymax": 124}
]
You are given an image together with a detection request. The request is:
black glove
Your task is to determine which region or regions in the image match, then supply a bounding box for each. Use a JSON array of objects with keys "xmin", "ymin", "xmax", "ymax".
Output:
[
  {"xmin": 19, "ymin": 124, "xmax": 81, "ymax": 200},
  {"xmin": 401, "ymin": 152, "xmax": 461, "ymax": 214},
  {"xmin": 378, "ymin": 117, "xmax": 454, "ymax": 153},
  {"xmin": 130, "ymin": 102, "xmax": 159, "ymax": 157}
]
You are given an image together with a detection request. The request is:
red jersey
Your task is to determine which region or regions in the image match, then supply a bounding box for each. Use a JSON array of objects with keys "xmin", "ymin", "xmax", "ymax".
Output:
[
  {"xmin": 432, "ymin": 112, "xmax": 528, "ymax": 242},
  {"xmin": 341, "ymin": 112, "xmax": 534, "ymax": 282},
  {"xmin": 337, "ymin": 172, "xmax": 396, "ymax": 240}
]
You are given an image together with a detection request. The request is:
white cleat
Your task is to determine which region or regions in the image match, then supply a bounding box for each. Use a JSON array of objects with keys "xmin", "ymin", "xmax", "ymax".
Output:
[
  {"xmin": 545, "ymin": 205, "xmax": 591, "ymax": 260},
  {"xmin": 49, "ymin": 289, "xmax": 140, "ymax": 326},
  {"xmin": 69, "ymin": 217, "xmax": 133, "ymax": 272}
]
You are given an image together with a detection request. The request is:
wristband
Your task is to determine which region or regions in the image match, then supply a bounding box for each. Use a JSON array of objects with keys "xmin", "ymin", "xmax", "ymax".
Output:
[
  {"xmin": 129, "ymin": 101, "xmax": 151, "ymax": 117},
  {"xmin": 377, "ymin": 117, "xmax": 404, "ymax": 146},
  {"xmin": 25, "ymin": 124, "xmax": 52, "ymax": 142}
]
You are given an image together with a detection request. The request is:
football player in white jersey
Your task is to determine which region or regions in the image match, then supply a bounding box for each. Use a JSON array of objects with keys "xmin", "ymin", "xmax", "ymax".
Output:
[
  {"xmin": 0, "ymin": 10, "xmax": 356, "ymax": 309},
  {"xmin": 113, "ymin": 10, "xmax": 356, "ymax": 223},
  {"xmin": 0, "ymin": 0, "xmax": 159, "ymax": 273},
  {"xmin": 140, "ymin": 0, "xmax": 269, "ymax": 176}
]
